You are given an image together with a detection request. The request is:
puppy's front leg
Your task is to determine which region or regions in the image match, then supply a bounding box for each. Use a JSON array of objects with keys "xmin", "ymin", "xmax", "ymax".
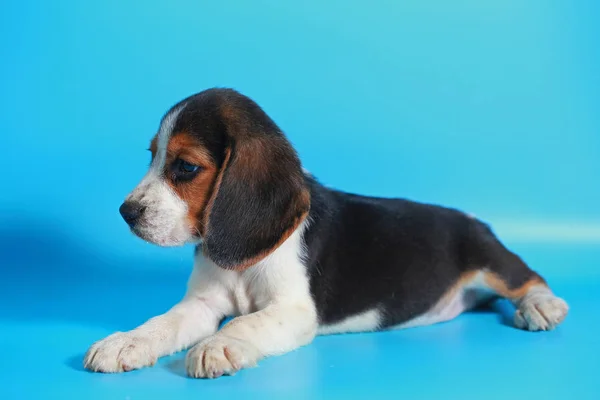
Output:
[
  {"xmin": 84, "ymin": 298, "xmax": 222, "ymax": 373},
  {"xmin": 186, "ymin": 302, "xmax": 317, "ymax": 378}
]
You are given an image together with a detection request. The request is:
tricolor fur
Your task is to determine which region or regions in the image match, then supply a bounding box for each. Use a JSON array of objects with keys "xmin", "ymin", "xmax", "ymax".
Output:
[{"xmin": 84, "ymin": 88, "xmax": 569, "ymax": 378}]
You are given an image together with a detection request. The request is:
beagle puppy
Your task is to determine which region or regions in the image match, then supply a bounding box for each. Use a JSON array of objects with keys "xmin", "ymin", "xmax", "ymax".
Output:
[{"xmin": 84, "ymin": 88, "xmax": 569, "ymax": 378}]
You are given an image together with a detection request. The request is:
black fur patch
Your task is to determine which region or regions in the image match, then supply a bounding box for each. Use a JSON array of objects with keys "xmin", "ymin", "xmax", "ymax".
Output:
[{"xmin": 302, "ymin": 175, "xmax": 540, "ymax": 328}]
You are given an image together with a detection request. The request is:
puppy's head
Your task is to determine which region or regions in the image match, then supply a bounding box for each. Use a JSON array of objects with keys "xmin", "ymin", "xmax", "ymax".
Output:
[{"xmin": 121, "ymin": 88, "xmax": 310, "ymax": 270}]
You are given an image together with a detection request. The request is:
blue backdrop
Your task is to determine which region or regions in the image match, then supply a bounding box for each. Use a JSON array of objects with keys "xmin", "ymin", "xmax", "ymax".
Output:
[{"xmin": 1, "ymin": 1, "xmax": 599, "ymax": 399}]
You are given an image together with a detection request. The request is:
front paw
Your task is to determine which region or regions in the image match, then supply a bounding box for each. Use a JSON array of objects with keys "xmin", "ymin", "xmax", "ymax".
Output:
[
  {"xmin": 83, "ymin": 332, "xmax": 157, "ymax": 373},
  {"xmin": 186, "ymin": 335, "xmax": 261, "ymax": 379}
]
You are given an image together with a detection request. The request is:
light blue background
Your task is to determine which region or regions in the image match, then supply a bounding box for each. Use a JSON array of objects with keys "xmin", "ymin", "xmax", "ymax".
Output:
[{"xmin": 1, "ymin": 1, "xmax": 599, "ymax": 399}]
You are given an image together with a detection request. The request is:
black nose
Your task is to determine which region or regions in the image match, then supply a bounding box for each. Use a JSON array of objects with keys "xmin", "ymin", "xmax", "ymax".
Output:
[{"xmin": 119, "ymin": 201, "xmax": 146, "ymax": 227}]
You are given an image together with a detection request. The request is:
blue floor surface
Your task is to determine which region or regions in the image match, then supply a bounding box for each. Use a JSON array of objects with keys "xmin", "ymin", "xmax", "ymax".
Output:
[
  {"xmin": 3, "ymin": 1, "xmax": 599, "ymax": 398},
  {"xmin": 2, "ymin": 244, "xmax": 598, "ymax": 399}
]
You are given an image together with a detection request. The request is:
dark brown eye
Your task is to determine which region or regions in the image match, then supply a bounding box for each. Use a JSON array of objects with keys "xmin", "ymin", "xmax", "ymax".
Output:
[
  {"xmin": 172, "ymin": 159, "xmax": 202, "ymax": 181},
  {"xmin": 179, "ymin": 160, "xmax": 199, "ymax": 173}
]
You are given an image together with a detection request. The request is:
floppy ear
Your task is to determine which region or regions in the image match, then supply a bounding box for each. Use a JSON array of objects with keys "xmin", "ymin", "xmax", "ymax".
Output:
[{"xmin": 202, "ymin": 134, "xmax": 310, "ymax": 270}]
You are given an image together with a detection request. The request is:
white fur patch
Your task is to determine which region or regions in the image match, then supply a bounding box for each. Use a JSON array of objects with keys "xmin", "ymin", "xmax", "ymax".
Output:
[
  {"xmin": 125, "ymin": 104, "xmax": 192, "ymax": 246},
  {"xmin": 183, "ymin": 220, "xmax": 318, "ymax": 377},
  {"xmin": 318, "ymin": 309, "xmax": 381, "ymax": 335},
  {"xmin": 184, "ymin": 220, "xmax": 318, "ymax": 377},
  {"xmin": 152, "ymin": 104, "xmax": 186, "ymax": 174},
  {"xmin": 391, "ymin": 272, "xmax": 495, "ymax": 330},
  {"xmin": 85, "ymin": 220, "xmax": 319, "ymax": 378}
]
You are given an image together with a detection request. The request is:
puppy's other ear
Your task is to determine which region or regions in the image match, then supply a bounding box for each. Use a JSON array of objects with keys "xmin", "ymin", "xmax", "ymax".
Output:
[{"xmin": 203, "ymin": 133, "xmax": 310, "ymax": 270}]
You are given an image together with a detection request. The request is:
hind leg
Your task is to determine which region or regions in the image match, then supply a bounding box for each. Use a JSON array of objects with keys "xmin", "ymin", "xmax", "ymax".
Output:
[
  {"xmin": 471, "ymin": 223, "xmax": 569, "ymax": 331},
  {"xmin": 484, "ymin": 272, "xmax": 568, "ymax": 331}
]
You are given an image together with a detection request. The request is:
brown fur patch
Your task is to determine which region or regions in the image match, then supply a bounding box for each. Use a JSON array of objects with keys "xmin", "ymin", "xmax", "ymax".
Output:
[
  {"xmin": 164, "ymin": 132, "xmax": 218, "ymax": 236},
  {"xmin": 484, "ymin": 272, "xmax": 545, "ymax": 300},
  {"xmin": 434, "ymin": 270, "xmax": 546, "ymax": 313}
]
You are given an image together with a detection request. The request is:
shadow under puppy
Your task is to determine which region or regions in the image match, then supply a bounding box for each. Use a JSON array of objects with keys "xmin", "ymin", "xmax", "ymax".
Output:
[{"xmin": 84, "ymin": 88, "xmax": 568, "ymax": 378}]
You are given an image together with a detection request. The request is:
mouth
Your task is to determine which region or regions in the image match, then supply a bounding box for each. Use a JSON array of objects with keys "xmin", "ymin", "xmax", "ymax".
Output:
[
  {"xmin": 128, "ymin": 223, "xmax": 192, "ymax": 247},
  {"xmin": 129, "ymin": 224, "xmax": 156, "ymax": 244}
]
